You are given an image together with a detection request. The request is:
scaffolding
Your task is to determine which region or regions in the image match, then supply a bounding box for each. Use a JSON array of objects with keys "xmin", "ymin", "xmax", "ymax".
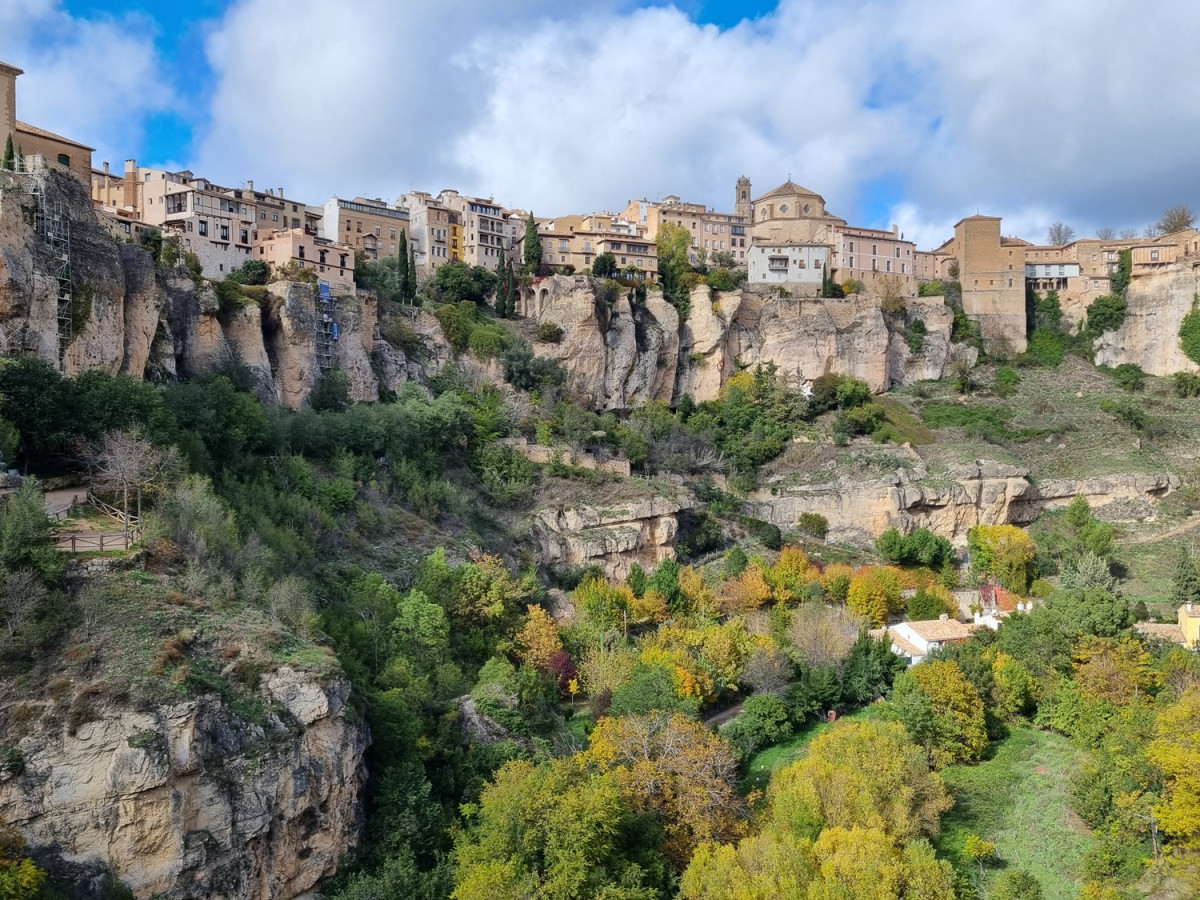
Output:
[
  {"xmin": 29, "ymin": 172, "xmax": 74, "ymax": 367},
  {"xmin": 316, "ymin": 280, "xmax": 336, "ymax": 373}
]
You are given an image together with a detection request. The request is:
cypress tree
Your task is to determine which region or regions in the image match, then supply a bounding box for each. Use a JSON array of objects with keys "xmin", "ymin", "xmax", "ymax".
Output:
[
  {"xmin": 505, "ymin": 259, "xmax": 517, "ymax": 317},
  {"xmin": 406, "ymin": 243, "xmax": 417, "ymax": 301},
  {"xmin": 494, "ymin": 251, "xmax": 508, "ymax": 316},
  {"xmin": 396, "ymin": 232, "xmax": 409, "ymax": 302},
  {"xmin": 1, "ymin": 134, "xmax": 13, "ymax": 170},
  {"xmin": 523, "ymin": 212, "xmax": 542, "ymax": 273}
]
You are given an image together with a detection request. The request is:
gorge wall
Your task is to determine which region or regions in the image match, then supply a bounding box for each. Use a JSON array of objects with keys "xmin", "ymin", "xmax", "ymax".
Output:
[
  {"xmin": 0, "ymin": 169, "xmax": 411, "ymax": 408},
  {"xmin": 1094, "ymin": 260, "xmax": 1200, "ymax": 376},
  {"xmin": 0, "ymin": 669, "xmax": 367, "ymax": 899}
]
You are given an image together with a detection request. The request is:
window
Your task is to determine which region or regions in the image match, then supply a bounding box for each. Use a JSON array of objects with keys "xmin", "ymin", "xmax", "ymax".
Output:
[
  {"xmin": 872, "ymin": 244, "xmax": 878, "ymax": 255},
  {"xmin": 849, "ymin": 256, "xmax": 854, "ymax": 268},
  {"xmin": 319, "ymin": 250, "xmax": 327, "ymax": 264},
  {"xmin": 272, "ymin": 213, "xmax": 279, "ymax": 222},
  {"xmin": 849, "ymin": 241, "xmax": 855, "ymax": 252},
  {"xmin": 198, "ymin": 220, "xmax": 208, "ymax": 236},
  {"xmin": 374, "ymin": 226, "xmax": 381, "ymax": 236},
  {"xmin": 390, "ymin": 229, "xmax": 396, "ymax": 239},
  {"xmin": 886, "ymin": 260, "xmax": 891, "ymax": 272},
  {"xmin": 220, "ymin": 225, "xmax": 229, "ymax": 241},
  {"xmin": 1008, "ymin": 278, "xmax": 1013, "ymax": 287},
  {"xmin": 240, "ymin": 228, "xmax": 248, "ymax": 244},
  {"xmin": 1151, "ymin": 249, "xmax": 1160, "ymax": 261},
  {"xmin": 292, "ymin": 218, "xmax": 299, "ymax": 229},
  {"xmin": 186, "ymin": 221, "xmax": 193, "ymax": 232},
  {"xmin": 298, "ymin": 245, "xmax": 305, "ymax": 259},
  {"xmin": 896, "ymin": 247, "xmax": 901, "ymax": 257},
  {"xmin": 871, "ymin": 259, "xmax": 877, "ymax": 270},
  {"xmin": 57, "ymin": 153, "xmax": 70, "ymax": 166}
]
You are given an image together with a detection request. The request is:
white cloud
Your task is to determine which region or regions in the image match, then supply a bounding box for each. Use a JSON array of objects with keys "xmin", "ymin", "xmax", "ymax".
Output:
[
  {"xmin": 0, "ymin": 0, "xmax": 174, "ymax": 166},
  {"xmin": 186, "ymin": 0, "xmax": 1200, "ymax": 247}
]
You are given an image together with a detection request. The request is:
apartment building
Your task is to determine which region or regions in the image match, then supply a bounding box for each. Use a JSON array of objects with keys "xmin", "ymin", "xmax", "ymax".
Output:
[
  {"xmin": 398, "ymin": 191, "xmax": 452, "ymax": 278},
  {"xmin": 435, "ymin": 190, "xmax": 512, "ymax": 267},
  {"xmin": 522, "ymin": 213, "xmax": 657, "ymax": 279},
  {"xmin": 835, "ymin": 225, "xmax": 917, "ymax": 296},
  {"xmin": 116, "ymin": 160, "xmax": 257, "ymax": 277},
  {"xmin": 621, "ymin": 195, "xmax": 749, "ymax": 266},
  {"xmin": 321, "ymin": 196, "xmax": 411, "ymax": 260},
  {"xmin": 2, "ymin": 59, "xmax": 94, "ymax": 183},
  {"xmin": 747, "ymin": 241, "xmax": 829, "ymax": 291},
  {"xmin": 257, "ymin": 228, "xmax": 355, "ymax": 294}
]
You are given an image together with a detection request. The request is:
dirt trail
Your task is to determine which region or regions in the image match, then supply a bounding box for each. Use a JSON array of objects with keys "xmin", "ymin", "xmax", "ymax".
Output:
[{"xmin": 1121, "ymin": 516, "xmax": 1200, "ymax": 546}]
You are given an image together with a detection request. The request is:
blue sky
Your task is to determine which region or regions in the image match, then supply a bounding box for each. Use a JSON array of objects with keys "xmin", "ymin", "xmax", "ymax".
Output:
[{"xmin": 8, "ymin": 0, "xmax": 1200, "ymax": 248}]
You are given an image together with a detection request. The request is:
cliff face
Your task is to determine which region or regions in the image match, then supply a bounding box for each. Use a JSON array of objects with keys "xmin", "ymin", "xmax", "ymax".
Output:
[
  {"xmin": 750, "ymin": 455, "xmax": 1178, "ymax": 545},
  {"xmin": 1094, "ymin": 262, "xmax": 1200, "ymax": 376},
  {"xmin": 0, "ymin": 169, "xmax": 387, "ymax": 407},
  {"xmin": 0, "ymin": 669, "xmax": 367, "ymax": 900},
  {"xmin": 520, "ymin": 276, "xmax": 973, "ymax": 406}
]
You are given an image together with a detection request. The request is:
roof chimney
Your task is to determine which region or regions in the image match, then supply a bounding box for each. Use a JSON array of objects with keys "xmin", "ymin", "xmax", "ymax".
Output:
[
  {"xmin": 102, "ymin": 161, "xmax": 109, "ymax": 174},
  {"xmin": 1189, "ymin": 602, "xmax": 1195, "ymax": 614},
  {"xmin": 278, "ymin": 188, "xmax": 284, "ymax": 199},
  {"xmin": 247, "ymin": 179, "xmax": 254, "ymax": 192}
]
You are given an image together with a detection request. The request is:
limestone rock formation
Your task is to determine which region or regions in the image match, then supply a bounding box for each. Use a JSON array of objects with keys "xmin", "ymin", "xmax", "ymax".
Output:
[
  {"xmin": 1094, "ymin": 262, "xmax": 1200, "ymax": 376},
  {"xmin": 750, "ymin": 454, "xmax": 1178, "ymax": 545},
  {"xmin": 0, "ymin": 670, "xmax": 367, "ymax": 900},
  {"xmin": 530, "ymin": 493, "xmax": 692, "ymax": 580}
]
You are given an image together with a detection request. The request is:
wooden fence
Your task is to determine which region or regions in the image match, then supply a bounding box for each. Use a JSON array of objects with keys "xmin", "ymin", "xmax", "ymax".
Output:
[{"xmin": 50, "ymin": 491, "xmax": 143, "ymax": 553}]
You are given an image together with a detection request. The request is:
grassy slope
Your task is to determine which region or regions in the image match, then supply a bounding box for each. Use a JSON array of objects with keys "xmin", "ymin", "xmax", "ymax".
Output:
[{"xmin": 933, "ymin": 725, "xmax": 1090, "ymax": 900}]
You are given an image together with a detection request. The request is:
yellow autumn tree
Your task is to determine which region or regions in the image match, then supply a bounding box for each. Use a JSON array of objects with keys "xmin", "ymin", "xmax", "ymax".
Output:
[
  {"xmin": 766, "ymin": 546, "xmax": 813, "ymax": 603},
  {"xmin": 846, "ymin": 567, "xmax": 903, "ymax": 626},
  {"xmin": 515, "ymin": 604, "xmax": 562, "ymax": 671},
  {"xmin": 631, "ymin": 587, "xmax": 670, "ymax": 624},
  {"xmin": 680, "ymin": 828, "xmax": 816, "ymax": 900},
  {"xmin": 585, "ymin": 711, "xmax": 746, "ymax": 867},
  {"xmin": 1148, "ymin": 687, "xmax": 1200, "ymax": 886},
  {"xmin": 821, "ymin": 563, "xmax": 854, "ymax": 603},
  {"xmin": 679, "ymin": 565, "xmax": 720, "ymax": 617},
  {"xmin": 767, "ymin": 720, "xmax": 951, "ymax": 844},
  {"xmin": 967, "ymin": 524, "xmax": 1034, "ymax": 593},
  {"xmin": 722, "ymin": 563, "xmax": 773, "ymax": 615},
  {"xmin": 578, "ymin": 643, "xmax": 638, "ymax": 697},
  {"xmin": 1073, "ymin": 635, "xmax": 1156, "ymax": 705}
]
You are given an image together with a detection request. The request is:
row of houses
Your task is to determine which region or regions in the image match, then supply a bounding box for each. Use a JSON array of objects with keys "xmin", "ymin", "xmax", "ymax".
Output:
[{"xmin": 8, "ymin": 55, "xmax": 1200, "ymax": 341}]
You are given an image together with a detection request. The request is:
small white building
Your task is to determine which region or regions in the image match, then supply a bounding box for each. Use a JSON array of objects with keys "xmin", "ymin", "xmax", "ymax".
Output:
[
  {"xmin": 747, "ymin": 241, "xmax": 829, "ymax": 292},
  {"xmin": 876, "ymin": 616, "xmax": 977, "ymax": 666}
]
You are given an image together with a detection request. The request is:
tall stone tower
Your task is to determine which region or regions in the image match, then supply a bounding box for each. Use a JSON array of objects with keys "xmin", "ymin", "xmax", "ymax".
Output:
[
  {"xmin": 735, "ymin": 175, "xmax": 752, "ymax": 221},
  {"xmin": 0, "ymin": 61, "xmax": 21, "ymax": 151}
]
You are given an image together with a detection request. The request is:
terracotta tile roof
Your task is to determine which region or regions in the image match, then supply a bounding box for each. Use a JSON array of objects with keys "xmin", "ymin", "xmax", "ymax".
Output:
[
  {"xmin": 1135, "ymin": 623, "xmax": 1186, "ymax": 644},
  {"xmin": 888, "ymin": 632, "xmax": 924, "ymax": 657},
  {"xmin": 14, "ymin": 120, "xmax": 95, "ymax": 151},
  {"xmin": 905, "ymin": 618, "xmax": 974, "ymax": 642}
]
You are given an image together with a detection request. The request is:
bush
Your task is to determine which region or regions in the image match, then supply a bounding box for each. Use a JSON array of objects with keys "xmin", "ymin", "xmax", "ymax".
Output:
[
  {"xmin": 308, "ymin": 370, "xmax": 351, "ymax": 413},
  {"xmin": 876, "ymin": 527, "xmax": 954, "ymax": 569},
  {"xmin": 905, "ymin": 318, "xmax": 927, "ymax": 354},
  {"xmin": 1099, "ymin": 398, "xmax": 1147, "ymax": 432},
  {"xmin": 1172, "ymin": 370, "xmax": 1200, "ymax": 397},
  {"xmin": 502, "ymin": 342, "xmax": 567, "ymax": 392},
  {"xmin": 994, "ymin": 366, "xmax": 1020, "ymax": 396},
  {"xmin": 379, "ymin": 317, "xmax": 421, "ymax": 356},
  {"xmin": 535, "ymin": 321, "xmax": 563, "ymax": 343},
  {"xmin": 796, "ymin": 512, "xmax": 829, "ymax": 540},
  {"xmin": 727, "ymin": 694, "xmax": 792, "ymax": 754},
  {"xmin": 1085, "ymin": 294, "xmax": 1127, "ymax": 336},
  {"xmin": 1180, "ymin": 297, "xmax": 1200, "ymax": 365},
  {"xmin": 468, "ymin": 323, "xmax": 512, "ymax": 361},
  {"xmin": 1110, "ymin": 363, "xmax": 1145, "ymax": 391},
  {"xmin": 1024, "ymin": 329, "xmax": 1065, "ymax": 367},
  {"xmin": 227, "ymin": 259, "xmax": 270, "ymax": 285},
  {"xmin": 435, "ymin": 302, "xmax": 476, "ymax": 353},
  {"xmin": 473, "ymin": 443, "xmax": 536, "ymax": 505}
]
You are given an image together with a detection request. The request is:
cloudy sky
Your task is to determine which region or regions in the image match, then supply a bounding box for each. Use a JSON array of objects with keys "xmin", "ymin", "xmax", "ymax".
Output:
[{"xmin": 4, "ymin": 0, "xmax": 1199, "ymax": 248}]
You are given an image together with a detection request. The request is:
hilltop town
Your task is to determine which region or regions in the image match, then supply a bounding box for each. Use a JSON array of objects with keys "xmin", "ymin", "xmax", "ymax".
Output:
[{"xmin": 7, "ymin": 57, "xmax": 1199, "ymax": 372}]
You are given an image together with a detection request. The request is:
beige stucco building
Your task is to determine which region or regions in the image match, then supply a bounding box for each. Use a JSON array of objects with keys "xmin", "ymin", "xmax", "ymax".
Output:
[
  {"xmin": 622, "ymin": 195, "xmax": 749, "ymax": 266},
  {"xmin": 257, "ymin": 228, "xmax": 355, "ymax": 294},
  {"xmin": 321, "ymin": 196, "xmax": 410, "ymax": 260},
  {"xmin": 398, "ymin": 191, "xmax": 452, "ymax": 278},
  {"xmin": 2, "ymin": 59, "xmax": 94, "ymax": 183},
  {"xmin": 747, "ymin": 241, "xmax": 829, "ymax": 292},
  {"xmin": 518, "ymin": 213, "xmax": 657, "ymax": 279}
]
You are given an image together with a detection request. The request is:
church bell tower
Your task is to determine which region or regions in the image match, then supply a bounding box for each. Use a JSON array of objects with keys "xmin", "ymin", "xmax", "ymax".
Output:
[{"xmin": 735, "ymin": 175, "xmax": 751, "ymax": 221}]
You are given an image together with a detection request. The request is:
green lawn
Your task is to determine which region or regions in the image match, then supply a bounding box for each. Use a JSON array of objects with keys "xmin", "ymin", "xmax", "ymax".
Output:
[
  {"xmin": 738, "ymin": 704, "xmax": 885, "ymax": 793},
  {"xmin": 933, "ymin": 724, "xmax": 1091, "ymax": 900}
]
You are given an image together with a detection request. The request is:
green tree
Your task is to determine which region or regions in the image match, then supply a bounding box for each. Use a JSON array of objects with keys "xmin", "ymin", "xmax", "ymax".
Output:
[
  {"xmin": 962, "ymin": 832, "xmax": 996, "ymax": 875},
  {"xmin": 431, "ymin": 260, "xmax": 498, "ymax": 305},
  {"xmin": 452, "ymin": 758, "xmax": 667, "ymax": 900},
  {"xmin": 1180, "ymin": 295, "xmax": 1200, "ymax": 366},
  {"xmin": 656, "ymin": 222, "xmax": 694, "ymax": 317},
  {"xmin": 1172, "ymin": 549, "xmax": 1200, "ymax": 608},
  {"xmin": 522, "ymin": 212, "xmax": 542, "ymax": 272},
  {"xmin": 1, "ymin": 134, "xmax": 13, "ymax": 170},
  {"xmin": 1156, "ymin": 205, "xmax": 1196, "ymax": 235},
  {"xmin": 891, "ymin": 659, "xmax": 988, "ymax": 768},
  {"xmin": 1086, "ymin": 294, "xmax": 1128, "ymax": 336},
  {"xmin": 593, "ymin": 251, "xmax": 617, "ymax": 278},
  {"xmin": 767, "ymin": 719, "xmax": 952, "ymax": 842},
  {"xmin": 396, "ymin": 232, "xmax": 410, "ymax": 301},
  {"xmin": 0, "ymin": 820, "xmax": 48, "ymax": 900},
  {"xmin": 1111, "ymin": 250, "xmax": 1133, "ymax": 296},
  {"xmin": 991, "ymin": 869, "xmax": 1045, "ymax": 900},
  {"xmin": 407, "ymin": 241, "xmax": 417, "ymax": 300},
  {"xmin": 227, "ymin": 259, "xmax": 270, "ymax": 285},
  {"xmin": 0, "ymin": 356, "xmax": 72, "ymax": 472}
]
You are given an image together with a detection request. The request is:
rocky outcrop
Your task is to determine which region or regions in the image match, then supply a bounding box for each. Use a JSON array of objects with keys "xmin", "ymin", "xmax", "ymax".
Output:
[
  {"xmin": 0, "ymin": 669, "xmax": 367, "ymax": 900},
  {"xmin": 531, "ymin": 493, "xmax": 693, "ymax": 580},
  {"xmin": 0, "ymin": 169, "xmax": 386, "ymax": 407},
  {"xmin": 519, "ymin": 276, "xmax": 970, "ymax": 406},
  {"xmin": 751, "ymin": 454, "xmax": 1178, "ymax": 545},
  {"xmin": 1094, "ymin": 262, "xmax": 1200, "ymax": 375}
]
